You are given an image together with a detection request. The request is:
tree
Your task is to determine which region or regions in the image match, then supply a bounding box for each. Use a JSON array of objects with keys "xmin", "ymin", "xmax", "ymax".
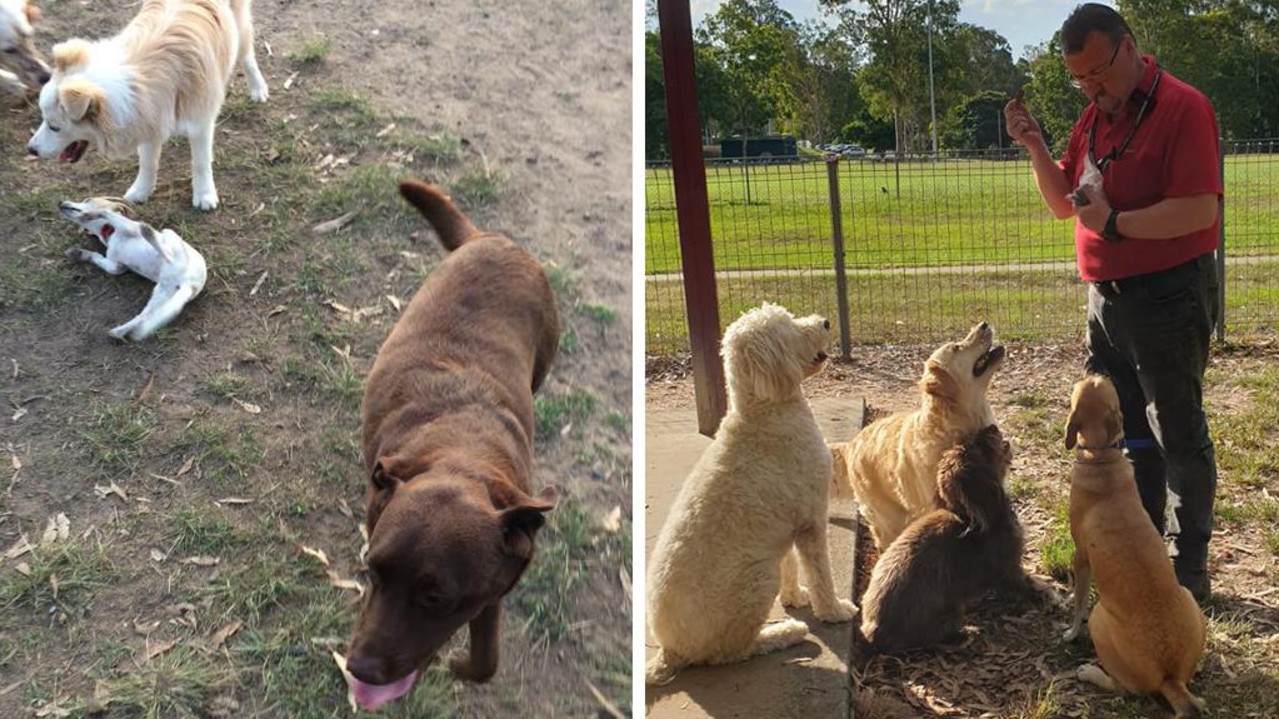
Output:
[
  {"xmin": 645, "ymin": 32, "xmax": 669, "ymax": 161},
  {"xmin": 941, "ymin": 90, "xmax": 1013, "ymax": 150},
  {"xmin": 1022, "ymin": 35, "xmax": 1087, "ymax": 155},
  {"xmin": 697, "ymin": 0, "xmax": 802, "ymax": 138},
  {"xmin": 787, "ymin": 19, "xmax": 866, "ymax": 144}
]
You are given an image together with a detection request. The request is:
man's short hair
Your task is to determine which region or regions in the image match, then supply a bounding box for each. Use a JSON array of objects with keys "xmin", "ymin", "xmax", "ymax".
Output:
[{"xmin": 1061, "ymin": 3, "xmax": 1134, "ymax": 54}]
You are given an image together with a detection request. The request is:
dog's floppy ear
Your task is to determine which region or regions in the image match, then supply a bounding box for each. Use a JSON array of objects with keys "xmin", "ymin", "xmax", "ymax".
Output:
[
  {"xmin": 58, "ymin": 78, "xmax": 103, "ymax": 122},
  {"xmin": 370, "ymin": 459, "xmax": 404, "ymax": 494},
  {"xmin": 1063, "ymin": 407, "xmax": 1080, "ymax": 450},
  {"xmin": 52, "ymin": 39, "xmax": 90, "ymax": 73},
  {"xmin": 500, "ymin": 486, "xmax": 557, "ymax": 559},
  {"xmin": 921, "ymin": 359, "xmax": 958, "ymax": 399}
]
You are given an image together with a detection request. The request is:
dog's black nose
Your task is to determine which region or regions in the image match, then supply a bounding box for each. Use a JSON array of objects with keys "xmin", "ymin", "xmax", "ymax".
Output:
[
  {"xmin": 822, "ymin": 318, "xmax": 830, "ymax": 330},
  {"xmin": 35, "ymin": 68, "xmax": 51, "ymax": 85},
  {"xmin": 817, "ymin": 351, "xmax": 828, "ymax": 362},
  {"xmin": 27, "ymin": 145, "xmax": 37, "ymax": 157},
  {"xmin": 978, "ymin": 321, "xmax": 990, "ymax": 331},
  {"xmin": 345, "ymin": 655, "xmax": 388, "ymax": 685}
]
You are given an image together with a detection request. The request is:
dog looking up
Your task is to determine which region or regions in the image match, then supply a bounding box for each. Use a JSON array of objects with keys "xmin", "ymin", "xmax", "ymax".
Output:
[
  {"xmin": 832, "ymin": 322, "xmax": 1005, "ymax": 550},
  {"xmin": 342, "ymin": 180, "xmax": 560, "ymax": 711},
  {"xmin": 1062, "ymin": 375, "xmax": 1207, "ymax": 718},
  {"xmin": 59, "ymin": 197, "xmax": 207, "ymax": 341},
  {"xmin": 0, "ymin": 0, "xmax": 50, "ymax": 98},
  {"xmin": 646, "ymin": 303, "xmax": 857, "ymax": 686},
  {"xmin": 26, "ymin": 0, "xmax": 268, "ymax": 210},
  {"xmin": 858, "ymin": 424, "xmax": 1034, "ymax": 654}
]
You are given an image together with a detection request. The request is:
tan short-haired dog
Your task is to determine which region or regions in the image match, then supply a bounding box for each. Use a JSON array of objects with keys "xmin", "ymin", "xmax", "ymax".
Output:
[{"xmin": 1063, "ymin": 375, "xmax": 1207, "ymax": 718}]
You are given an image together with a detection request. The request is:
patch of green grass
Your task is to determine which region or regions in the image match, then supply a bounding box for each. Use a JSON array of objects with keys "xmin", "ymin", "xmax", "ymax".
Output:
[
  {"xmin": 558, "ymin": 326, "xmax": 579, "ymax": 354},
  {"xmin": 164, "ymin": 505, "xmax": 241, "ymax": 556},
  {"xmin": 289, "ymin": 36, "xmax": 332, "ymax": 64},
  {"xmin": 603, "ymin": 410, "xmax": 629, "ymax": 434},
  {"xmin": 408, "ymin": 133, "xmax": 465, "ymax": 164},
  {"xmin": 308, "ymin": 89, "xmax": 376, "ymax": 124},
  {"xmin": 201, "ymin": 371, "xmax": 249, "ymax": 400},
  {"xmin": 534, "ymin": 390, "xmax": 597, "ymax": 440},
  {"xmin": 278, "ymin": 355, "xmax": 364, "ymax": 409},
  {"xmin": 84, "ymin": 403, "xmax": 158, "ymax": 471},
  {"xmin": 174, "ymin": 420, "xmax": 266, "ymax": 488},
  {"xmin": 1038, "ymin": 498, "xmax": 1074, "ymax": 581},
  {"xmin": 451, "ymin": 170, "xmax": 501, "ymax": 207},
  {"xmin": 94, "ymin": 645, "xmax": 235, "ymax": 719},
  {"xmin": 582, "ymin": 302, "xmax": 616, "ymax": 325},
  {"xmin": 0, "ymin": 540, "xmax": 120, "ymax": 610},
  {"xmin": 513, "ymin": 500, "xmax": 596, "ymax": 644}
]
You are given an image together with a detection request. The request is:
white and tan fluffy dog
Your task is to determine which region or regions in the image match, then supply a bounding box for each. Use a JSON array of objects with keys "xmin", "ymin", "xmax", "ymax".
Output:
[
  {"xmin": 831, "ymin": 322, "xmax": 1005, "ymax": 550},
  {"xmin": 646, "ymin": 303, "xmax": 857, "ymax": 685},
  {"xmin": 27, "ymin": 0, "xmax": 268, "ymax": 210},
  {"xmin": 0, "ymin": 0, "xmax": 50, "ymax": 98},
  {"xmin": 60, "ymin": 197, "xmax": 207, "ymax": 340}
]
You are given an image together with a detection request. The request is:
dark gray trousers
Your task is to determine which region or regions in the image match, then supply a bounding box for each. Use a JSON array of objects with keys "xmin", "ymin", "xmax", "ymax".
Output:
[{"xmin": 1084, "ymin": 252, "xmax": 1219, "ymax": 570}]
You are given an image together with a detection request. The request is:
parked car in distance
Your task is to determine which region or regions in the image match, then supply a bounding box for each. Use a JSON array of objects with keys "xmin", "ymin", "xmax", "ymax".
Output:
[{"xmin": 841, "ymin": 144, "xmax": 866, "ymax": 158}]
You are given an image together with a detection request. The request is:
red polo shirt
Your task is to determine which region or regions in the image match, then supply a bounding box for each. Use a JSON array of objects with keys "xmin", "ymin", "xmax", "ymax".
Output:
[{"xmin": 1059, "ymin": 56, "xmax": 1221, "ymax": 282}]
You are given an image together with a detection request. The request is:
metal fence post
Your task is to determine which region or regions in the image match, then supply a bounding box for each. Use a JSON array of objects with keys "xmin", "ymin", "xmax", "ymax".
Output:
[
  {"xmin": 1217, "ymin": 141, "xmax": 1226, "ymax": 343},
  {"xmin": 826, "ymin": 156, "xmax": 852, "ymax": 360}
]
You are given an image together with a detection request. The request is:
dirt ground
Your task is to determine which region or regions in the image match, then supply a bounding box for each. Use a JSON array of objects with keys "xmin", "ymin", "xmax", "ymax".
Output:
[
  {"xmin": 1, "ymin": 0, "xmax": 630, "ymax": 717},
  {"xmin": 648, "ymin": 338, "xmax": 1279, "ymax": 718}
]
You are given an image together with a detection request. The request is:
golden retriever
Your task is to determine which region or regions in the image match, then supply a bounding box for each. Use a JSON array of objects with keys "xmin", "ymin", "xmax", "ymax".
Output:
[
  {"xmin": 646, "ymin": 303, "xmax": 857, "ymax": 685},
  {"xmin": 26, "ymin": 0, "xmax": 268, "ymax": 210},
  {"xmin": 1063, "ymin": 375, "xmax": 1207, "ymax": 718},
  {"xmin": 832, "ymin": 322, "xmax": 1005, "ymax": 549}
]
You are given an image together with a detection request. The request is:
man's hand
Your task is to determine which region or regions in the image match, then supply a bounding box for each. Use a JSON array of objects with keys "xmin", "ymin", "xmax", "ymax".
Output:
[
  {"xmin": 1004, "ymin": 93, "xmax": 1046, "ymax": 152},
  {"xmin": 1070, "ymin": 184, "xmax": 1112, "ymax": 233}
]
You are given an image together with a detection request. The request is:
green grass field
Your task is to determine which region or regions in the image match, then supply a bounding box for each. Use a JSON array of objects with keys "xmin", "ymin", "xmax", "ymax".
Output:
[{"xmin": 645, "ymin": 155, "xmax": 1279, "ymax": 352}]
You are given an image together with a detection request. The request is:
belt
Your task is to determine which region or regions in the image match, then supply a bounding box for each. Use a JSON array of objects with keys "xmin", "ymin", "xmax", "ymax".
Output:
[{"xmin": 1092, "ymin": 253, "xmax": 1211, "ymax": 298}]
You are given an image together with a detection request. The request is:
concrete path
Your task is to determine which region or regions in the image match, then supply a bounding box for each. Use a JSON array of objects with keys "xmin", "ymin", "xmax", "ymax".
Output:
[{"xmin": 643, "ymin": 396, "xmax": 865, "ymax": 719}]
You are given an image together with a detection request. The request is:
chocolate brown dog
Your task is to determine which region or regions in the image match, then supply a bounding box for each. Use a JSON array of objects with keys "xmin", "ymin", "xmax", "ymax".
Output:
[
  {"xmin": 1063, "ymin": 375, "xmax": 1207, "ymax": 718},
  {"xmin": 343, "ymin": 179, "xmax": 560, "ymax": 711}
]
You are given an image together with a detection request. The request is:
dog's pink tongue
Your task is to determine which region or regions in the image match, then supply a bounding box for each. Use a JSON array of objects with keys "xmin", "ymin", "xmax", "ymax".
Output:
[{"xmin": 348, "ymin": 670, "xmax": 419, "ymax": 711}]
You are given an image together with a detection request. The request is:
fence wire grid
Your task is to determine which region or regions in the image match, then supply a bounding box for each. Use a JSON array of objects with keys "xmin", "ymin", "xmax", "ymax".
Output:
[{"xmin": 645, "ymin": 141, "xmax": 1279, "ymax": 357}]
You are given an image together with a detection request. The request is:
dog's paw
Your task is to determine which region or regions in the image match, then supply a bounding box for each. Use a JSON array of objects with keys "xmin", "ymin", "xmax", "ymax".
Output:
[
  {"xmin": 779, "ymin": 585, "xmax": 810, "ymax": 608},
  {"xmin": 107, "ymin": 326, "xmax": 131, "ymax": 341},
  {"xmin": 250, "ymin": 84, "xmax": 270, "ymax": 103},
  {"xmin": 192, "ymin": 189, "xmax": 219, "ymax": 211},
  {"xmin": 123, "ymin": 185, "xmax": 152, "ymax": 204},
  {"xmin": 814, "ymin": 598, "xmax": 858, "ymax": 623}
]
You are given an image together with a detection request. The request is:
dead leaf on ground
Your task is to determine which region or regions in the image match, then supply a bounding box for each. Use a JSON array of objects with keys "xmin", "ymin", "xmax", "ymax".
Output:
[
  {"xmin": 149, "ymin": 549, "xmax": 167, "ymax": 563},
  {"xmin": 327, "ymin": 570, "xmax": 364, "ymax": 596},
  {"xmin": 135, "ymin": 374, "xmax": 155, "ymax": 404},
  {"xmin": 301, "ymin": 546, "xmax": 330, "ymax": 566},
  {"xmin": 41, "ymin": 513, "xmax": 70, "ymax": 545},
  {"xmin": 231, "ymin": 397, "xmax": 263, "ymax": 414},
  {"xmin": 209, "ymin": 620, "xmax": 243, "ymax": 650},
  {"xmin": 94, "ymin": 482, "xmax": 128, "ymax": 502},
  {"xmin": 11, "ymin": 407, "xmax": 26, "ymax": 422},
  {"xmin": 312, "ymin": 209, "xmax": 360, "ymax": 235},
  {"xmin": 180, "ymin": 556, "xmax": 220, "ymax": 567},
  {"xmin": 386, "ymin": 295, "xmax": 403, "ymax": 311},
  {"xmin": 601, "ymin": 505, "xmax": 623, "ymax": 533},
  {"xmin": 9, "ymin": 454, "xmax": 19, "ymax": 471},
  {"xmin": 215, "ymin": 497, "xmax": 254, "ymax": 506},
  {"xmin": 3, "ymin": 534, "xmax": 33, "ymax": 559},
  {"xmin": 176, "ymin": 456, "xmax": 196, "ymax": 477},
  {"xmin": 136, "ymin": 637, "xmax": 180, "ymax": 667}
]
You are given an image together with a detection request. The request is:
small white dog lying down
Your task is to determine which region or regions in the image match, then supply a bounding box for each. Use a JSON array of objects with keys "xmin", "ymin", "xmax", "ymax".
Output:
[
  {"xmin": 646, "ymin": 303, "xmax": 857, "ymax": 685},
  {"xmin": 26, "ymin": 0, "xmax": 268, "ymax": 209},
  {"xmin": 60, "ymin": 197, "xmax": 207, "ymax": 341}
]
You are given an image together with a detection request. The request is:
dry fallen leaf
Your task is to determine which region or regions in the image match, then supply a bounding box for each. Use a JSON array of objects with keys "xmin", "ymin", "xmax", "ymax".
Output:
[
  {"xmin": 11, "ymin": 407, "xmax": 26, "ymax": 422},
  {"xmin": 312, "ymin": 209, "xmax": 361, "ymax": 235},
  {"xmin": 41, "ymin": 514, "xmax": 70, "ymax": 545},
  {"xmin": 9, "ymin": 454, "xmax": 19, "ymax": 471},
  {"xmin": 386, "ymin": 294, "xmax": 403, "ymax": 312},
  {"xmin": 332, "ymin": 650, "xmax": 358, "ymax": 712},
  {"xmin": 267, "ymin": 304, "xmax": 288, "ymax": 318},
  {"xmin": 176, "ymin": 456, "xmax": 196, "ymax": 477},
  {"xmin": 3, "ymin": 534, "xmax": 33, "ymax": 560},
  {"xmin": 149, "ymin": 549, "xmax": 167, "ymax": 563},
  {"xmin": 215, "ymin": 497, "xmax": 254, "ymax": 506},
  {"xmin": 326, "ymin": 300, "xmax": 353, "ymax": 315},
  {"xmin": 94, "ymin": 482, "xmax": 129, "ymax": 503},
  {"xmin": 601, "ymin": 506, "xmax": 623, "ymax": 533},
  {"xmin": 375, "ymin": 122, "xmax": 396, "ymax": 138},
  {"xmin": 137, "ymin": 637, "xmax": 180, "ymax": 667},
  {"xmin": 209, "ymin": 620, "xmax": 243, "ymax": 650},
  {"xmin": 327, "ymin": 570, "xmax": 364, "ymax": 596},
  {"xmin": 231, "ymin": 398, "xmax": 263, "ymax": 414},
  {"xmin": 135, "ymin": 374, "xmax": 155, "ymax": 404},
  {"xmin": 301, "ymin": 546, "xmax": 330, "ymax": 566},
  {"xmin": 14, "ymin": 562, "xmax": 31, "ymax": 576}
]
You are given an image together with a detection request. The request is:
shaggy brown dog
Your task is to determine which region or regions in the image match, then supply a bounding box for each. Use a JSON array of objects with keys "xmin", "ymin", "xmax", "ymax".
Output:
[
  {"xmin": 832, "ymin": 322, "xmax": 1005, "ymax": 550},
  {"xmin": 343, "ymin": 180, "xmax": 560, "ymax": 711},
  {"xmin": 1063, "ymin": 375, "xmax": 1207, "ymax": 718},
  {"xmin": 859, "ymin": 424, "xmax": 1033, "ymax": 654}
]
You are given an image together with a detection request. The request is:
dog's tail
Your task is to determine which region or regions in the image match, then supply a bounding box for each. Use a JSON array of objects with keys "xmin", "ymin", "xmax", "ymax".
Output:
[
  {"xmin": 644, "ymin": 648, "xmax": 687, "ymax": 686},
  {"xmin": 128, "ymin": 285, "xmax": 200, "ymax": 341},
  {"xmin": 1160, "ymin": 679, "xmax": 1207, "ymax": 719},
  {"xmin": 398, "ymin": 179, "xmax": 479, "ymax": 251}
]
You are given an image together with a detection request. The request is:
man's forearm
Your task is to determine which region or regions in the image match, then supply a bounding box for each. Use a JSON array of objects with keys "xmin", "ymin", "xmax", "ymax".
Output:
[
  {"xmin": 1026, "ymin": 144, "xmax": 1074, "ymax": 219},
  {"xmin": 1114, "ymin": 194, "xmax": 1218, "ymax": 240}
]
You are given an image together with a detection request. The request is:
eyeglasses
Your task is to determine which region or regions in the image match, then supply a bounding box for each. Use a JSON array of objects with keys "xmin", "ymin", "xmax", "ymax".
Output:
[{"xmin": 1070, "ymin": 40, "xmax": 1122, "ymax": 90}]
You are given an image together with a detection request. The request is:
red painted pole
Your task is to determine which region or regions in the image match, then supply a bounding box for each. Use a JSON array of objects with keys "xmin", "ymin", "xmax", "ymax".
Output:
[{"xmin": 657, "ymin": 0, "xmax": 726, "ymax": 436}]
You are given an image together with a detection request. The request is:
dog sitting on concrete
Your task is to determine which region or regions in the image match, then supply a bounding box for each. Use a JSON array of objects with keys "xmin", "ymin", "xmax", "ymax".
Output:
[
  {"xmin": 858, "ymin": 424, "xmax": 1036, "ymax": 654},
  {"xmin": 59, "ymin": 197, "xmax": 207, "ymax": 341},
  {"xmin": 646, "ymin": 303, "xmax": 857, "ymax": 685},
  {"xmin": 1063, "ymin": 375, "xmax": 1207, "ymax": 718}
]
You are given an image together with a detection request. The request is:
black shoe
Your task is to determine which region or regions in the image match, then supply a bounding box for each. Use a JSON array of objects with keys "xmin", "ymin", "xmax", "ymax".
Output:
[{"xmin": 1175, "ymin": 563, "xmax": 1211, "ymax": 603}]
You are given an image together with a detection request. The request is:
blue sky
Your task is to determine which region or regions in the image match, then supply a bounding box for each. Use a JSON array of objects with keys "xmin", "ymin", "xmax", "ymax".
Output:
[{"xmin": 688, "ymin": 0, "xmax": 1119, "ymax": 61}]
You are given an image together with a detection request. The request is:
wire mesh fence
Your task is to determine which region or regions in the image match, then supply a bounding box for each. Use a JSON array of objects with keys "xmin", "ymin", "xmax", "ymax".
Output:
[{"xmin": 645, "ymin": 141, "xmax": 1279, "ymax": 357}]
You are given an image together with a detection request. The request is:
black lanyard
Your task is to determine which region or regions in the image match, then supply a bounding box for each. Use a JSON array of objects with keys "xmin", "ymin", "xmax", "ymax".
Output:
[{"xmin": 1087, "ymin": 69, "xmax": 1163, "ymax": 173}]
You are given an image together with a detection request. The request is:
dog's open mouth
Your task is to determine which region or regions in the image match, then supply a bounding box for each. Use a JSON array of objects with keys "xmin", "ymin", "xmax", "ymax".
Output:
[
  {"xmin": 59, "ymin": 141, "xmax": 88, "ymax": 164},
  {"xmin": 973, "ymin": 345, "xmax": 1006, "ymax": 378},
  {"xmin": 346, "ymin": 669, "xmax": 419, "ymax": 711}
]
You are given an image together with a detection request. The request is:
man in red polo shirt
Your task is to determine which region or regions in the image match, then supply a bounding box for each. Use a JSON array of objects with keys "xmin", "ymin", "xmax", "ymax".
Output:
[{"xmin": 1004, "ymin": 3, "xmax": 1220, "ymax": 602}]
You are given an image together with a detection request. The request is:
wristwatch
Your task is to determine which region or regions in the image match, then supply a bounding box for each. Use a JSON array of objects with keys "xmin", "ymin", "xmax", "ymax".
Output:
[{"xmin": 1103, "ymin": 209, "xmax": 1123, "ymax": 243}]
